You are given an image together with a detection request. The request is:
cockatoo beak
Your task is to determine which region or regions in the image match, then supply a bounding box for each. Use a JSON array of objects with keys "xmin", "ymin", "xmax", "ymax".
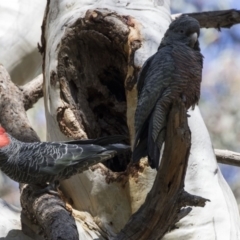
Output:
[{"xmin": 190, "ymin": 32, "xmax": 198, "ymax": 48}]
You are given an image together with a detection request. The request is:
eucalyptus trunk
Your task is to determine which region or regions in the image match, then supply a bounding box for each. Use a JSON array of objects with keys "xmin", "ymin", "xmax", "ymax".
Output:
[
  {"xmin": 42, "ymin": 0, "xmax": 240, "ymax": 239},
  {"xmin": 0, "ymin": 0, "xmax": 239, "ymax": 239}
]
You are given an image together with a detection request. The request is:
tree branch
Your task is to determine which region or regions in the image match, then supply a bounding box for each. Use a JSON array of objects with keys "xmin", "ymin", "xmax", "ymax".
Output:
[
  {"xmin": 0, "ymin": 64, "xmax": 39, "ymax": 142},
  {"xmin": 215, "ymin": 149, "xmax": 240, "ymax": 167},
  {"xmin": 20, "ymin": 184, "xmax": 78, "ymax": 240},
  {"xmin": 172, "ymin": 9, "xmax": 240, "ymax": 29},
  {"xmin": 20, "ymin": 74, "xmax": 43, "ymax": 111},
  {"xmin": 0, "ymin": 64, "xmax": 78, "ymax": 240},
  {"xmin": 116, "ymin": 100, "xmax": 209, "ymax": 240}
]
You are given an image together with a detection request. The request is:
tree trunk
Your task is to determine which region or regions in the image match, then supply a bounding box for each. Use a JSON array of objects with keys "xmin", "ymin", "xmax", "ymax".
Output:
[
  {"xmin": 40, "ymin": 0, "xmax": 240, "ymax": 239},
  {"xmin": 0, "ymin": 0, "xmax": 240, "ymax": 239},
  {"xmin": 42, "ymin": 0, "xmax": 171, "ymax": 238}
]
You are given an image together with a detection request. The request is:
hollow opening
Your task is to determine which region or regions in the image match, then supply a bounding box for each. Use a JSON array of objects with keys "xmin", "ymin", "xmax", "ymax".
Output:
[{"xmin": 57, "ymin": 16, "xmax": 131, "ymax": 172}]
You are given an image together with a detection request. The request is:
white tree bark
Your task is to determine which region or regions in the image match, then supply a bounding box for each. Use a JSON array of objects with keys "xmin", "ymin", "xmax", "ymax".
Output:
[
  {"xmin": 0, "ymin": 0, "xmax": 239, "ymax": 239},
  {"xmin": 43, "ymin": 0, "xmax": 170, "ymax": 238},
  {"xmin": 43, "ymin": 0, "xmax": 171, "ymax": 141},
  {"xmin": 42, "ymin": 0, "xmax": 240, "ymax": 239},
  {"xmin": 163, "ymin": 107, "xmax": 240, "ymax": 239}
]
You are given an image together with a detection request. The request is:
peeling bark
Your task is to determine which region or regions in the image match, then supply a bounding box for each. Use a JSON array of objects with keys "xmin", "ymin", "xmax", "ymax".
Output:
[
  {"xmin": 42, "ymin": 4, "xmax": 147, "ymax": 168},
  {"xmin": 55, "ymin": 9, "xmax": 131, "ymax": 140}
]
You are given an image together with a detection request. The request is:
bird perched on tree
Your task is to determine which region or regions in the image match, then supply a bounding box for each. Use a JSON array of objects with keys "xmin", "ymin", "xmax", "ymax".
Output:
[
  {"xmin": 0, "ymin": 126, "xmax": 129, "ymax": 185},
  {"xmin": 133, "ymin": 15, "xmax": 203, "ymax": 169}
]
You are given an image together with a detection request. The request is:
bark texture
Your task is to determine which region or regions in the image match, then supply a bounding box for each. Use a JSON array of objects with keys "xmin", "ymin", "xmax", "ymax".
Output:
[
  {"xmin": 0, "ymin": 64, "xmax": 39, "ymax": 142},
  {"xmin": 56, "ymin": 9, "xmax": 130, "ymax": 140},
  {"xmin": 20, "ymin": 184, "xmax": 78, "ymax": 240},
  {"xmin": 20, "ymin": 74, "xmax": 43, "ymax": 111}
]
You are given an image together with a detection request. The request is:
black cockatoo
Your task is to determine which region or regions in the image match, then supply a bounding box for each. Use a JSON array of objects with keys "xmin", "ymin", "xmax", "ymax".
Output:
[
  {"xmin": 133, "ymin": 15, "xmax": 203, "ymax": 169},
  {"xmin": 0, "ymin": 126, "xmax": 129, "ymax": 184}
]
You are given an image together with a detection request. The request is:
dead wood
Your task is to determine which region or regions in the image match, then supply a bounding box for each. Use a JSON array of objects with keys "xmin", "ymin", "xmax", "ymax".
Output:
[
  {"xmin": 20, "ymin": 184, "xmax": 78, "ymax": 240},
  {"xmin": 0, "ymin": 64, "xmax": 39, "ymax": 142},
  {"xmin": 172, "ymin": 9, "xmax": 240, "ymax": 29},
  {"xmin": 215, "ymin": 149, "xmax": 240, "ymax": 167},
  {"xmin": 20, "ymin": 74, "xmax": 43, "ymax": 111},
  {"xmin": 54, "ymin": 9, "xmax": 130, "ymax": 140},
  {"xmin": 115, "ymin": 100, "xmax": 209, "ymax": 240}
]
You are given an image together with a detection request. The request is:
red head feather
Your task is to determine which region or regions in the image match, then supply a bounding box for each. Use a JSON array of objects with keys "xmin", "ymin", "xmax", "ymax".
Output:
[{"xmin": 0, "ymin": 127, "xmax": 10, "ymax": 147}]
